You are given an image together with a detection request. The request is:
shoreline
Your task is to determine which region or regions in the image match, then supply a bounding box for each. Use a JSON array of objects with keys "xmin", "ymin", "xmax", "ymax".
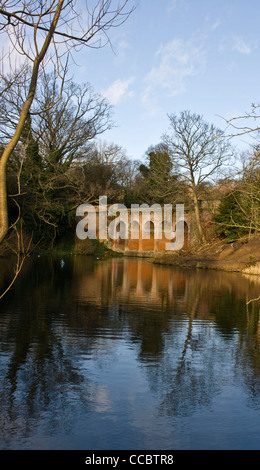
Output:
[
  {"xmin": 2, "ymin": 235, "xmax": 260, "ymax": 277},
  {"xmin": 150, "ymin": 236, "xmax": 260, "ymax": 275}
]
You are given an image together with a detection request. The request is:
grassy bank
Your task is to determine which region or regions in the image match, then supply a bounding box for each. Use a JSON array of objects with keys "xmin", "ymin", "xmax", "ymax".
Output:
[
  {"xmin": 0, "ymin": 230, "xmax": 121, "ymax": 260},
  {"xmin": 152, "ymin": 235, "xmax": 260, "ymax": 275}
]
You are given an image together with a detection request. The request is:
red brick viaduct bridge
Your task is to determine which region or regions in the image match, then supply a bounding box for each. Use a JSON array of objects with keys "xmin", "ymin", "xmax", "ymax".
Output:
[{"xmin": 97, "ymin": 206, "xmax": 192, "ymax": 254}]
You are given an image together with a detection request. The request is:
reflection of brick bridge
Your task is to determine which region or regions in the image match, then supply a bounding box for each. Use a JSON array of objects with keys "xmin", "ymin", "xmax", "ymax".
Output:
[
  {"xmin": 97, "ymin": 206, "xmax": 191, "ymax": 254},
  {"xmin": 77, "ymin": 258, "xmax": 189, "ymax": 307}
]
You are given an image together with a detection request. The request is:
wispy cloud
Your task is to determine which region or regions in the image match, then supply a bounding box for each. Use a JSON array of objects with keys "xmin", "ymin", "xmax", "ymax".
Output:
[
  {"xmin": 212, "ymin": 19, "xmax": 221, "ymax": 31},
  {"xmin": 112, "ymin": 37, "xmax": 134, "ymax": 65},
  {"xmin": 232, "ymin": 36, "xmax": 251, "ymax": 55},
  {"xmin": 167, "ymin": 0, "xmax": 178, "ymax": 12},
  {"xmin": 167, "ymin": 0, "xmax": 186, "ymax": 13},
  {"xmin": 142, "ymin": 38, "xmax": 206, "ymax": 108},
  {"xmin": 102, "ymin": 77, "xmax": 135, "ymax": 105}
]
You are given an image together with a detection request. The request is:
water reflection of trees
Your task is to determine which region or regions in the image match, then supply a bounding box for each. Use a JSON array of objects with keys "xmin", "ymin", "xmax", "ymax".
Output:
[
  {"xmin": 73, "ymin": 256, "xmax": 260, "ymax": 416},
  {"xmin": 0, "ymin": 255, "xmax": 260, "ymax": 437},
  {"xmin": 0, "ymin": 256, "xmax": 88, "ymax": 443},
  {"xmin": 74, "ymin": 256, "xmax": 260, "ymax": 355}
]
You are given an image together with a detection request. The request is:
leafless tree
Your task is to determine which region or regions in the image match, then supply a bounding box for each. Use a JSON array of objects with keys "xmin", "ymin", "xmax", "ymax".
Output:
[
  {"xmin": 0, "ymin": 0, "xmax": 135, "ymax": 243},
  {"xmin": 163, "ymin": 110, "xmax": 234, "ymax": 244},
  {"xmin": 79, "ymin": 139, "xmax": 133, "ymax": 202},
  {"xmin": 224, "ymin": 103, "xmax": 260, "ymax": 139},
  {"xmin": 0, "ymin": 67, "xmax": 113, "ymax": 166},
  {"xmin": 0, "ymin": 223, "xmax": 33, "ymax": 300}
]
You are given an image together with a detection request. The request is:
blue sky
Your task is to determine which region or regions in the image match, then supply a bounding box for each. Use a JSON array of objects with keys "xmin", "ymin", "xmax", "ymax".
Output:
[{"xmin": 74, "ymin": 0, "xmax": 259, "ymax": 161}]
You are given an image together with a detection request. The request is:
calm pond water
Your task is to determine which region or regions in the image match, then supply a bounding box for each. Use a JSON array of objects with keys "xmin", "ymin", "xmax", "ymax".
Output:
[{"xmin": 0, "ymin": 254, "xmax": 260, "ymax": 450}]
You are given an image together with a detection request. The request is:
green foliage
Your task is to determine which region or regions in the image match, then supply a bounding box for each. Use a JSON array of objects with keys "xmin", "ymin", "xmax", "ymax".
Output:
[
  {"xmin": 123, "ymin": 188, "xmax": 143, "ymax": 207},
  {"xmin": 213, "ymin": 191, "xmax": 250, "ymax": 241},
  {"xmin": 139, "ymin": 143, "xmax": 180, "ymax": 204}
]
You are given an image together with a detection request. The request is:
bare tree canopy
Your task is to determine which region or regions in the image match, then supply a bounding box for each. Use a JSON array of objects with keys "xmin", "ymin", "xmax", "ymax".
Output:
[
  {"xmin": 163, "ymin": 111, "xmax": 233, "ymax": 186},
  {"xmin": 163, "ymin": 110, "xmax": 234, "ymax": 243},
  {"xmin": 0, "ymin": 67, "xmax": 113, "ymax": 167}
]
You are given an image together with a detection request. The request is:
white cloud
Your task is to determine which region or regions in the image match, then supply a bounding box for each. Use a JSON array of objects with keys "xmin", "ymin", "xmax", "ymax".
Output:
[
  {"xmin": 112, "ymin": 37, "xmax": 133, "ymax": 65},
  {"xmin": 117, "ymin": 39, "xmax": 131, "ymax": 53},
  {"xmin": 142, "ymin": 38, "xmax": 206, "ymax": 106},
  {"xmin": 102, "ymin": 77, "xmax": 135, "ymax": 105},
  {"xmin": 0, "ymin": 36, "xmax": 27, "ymax": 73},
  {"xmin": 167, "ymin": 0, "xmax": 178, "ymax": 11},
  {"xmin": 232, "ymin": 36, "xmax": 251, "ymax": 55},
  {"xmin": 212, "ymin": 19, "xmax": 221, "ymax": 31}
]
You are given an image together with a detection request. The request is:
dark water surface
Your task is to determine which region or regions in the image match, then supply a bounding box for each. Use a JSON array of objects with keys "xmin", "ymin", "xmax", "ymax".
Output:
[{"xmin": 0, "ymin": 255, "xmax": 260, "ymax": 450}]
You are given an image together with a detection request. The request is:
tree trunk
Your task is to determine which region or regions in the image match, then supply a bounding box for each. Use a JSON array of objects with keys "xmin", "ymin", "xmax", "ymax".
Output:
[
  {"xmin": 0, "ymin": 155, "xmax": 8, "ymax": 243},
  {"xmin": 192, "ymin": 188, "xmax": 206, "ymax": 244},
  {"xmin": 0, "ymin": 104, "xmax": 36, "ymax": 243},
  {"xmin": 0, "ymin": 0, "xmax": 64, "ymax": 244}
]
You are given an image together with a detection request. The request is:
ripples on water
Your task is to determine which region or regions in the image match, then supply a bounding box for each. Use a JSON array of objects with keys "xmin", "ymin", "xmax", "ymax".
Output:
[{"xmin": 0, "ymin": 255, "xmax": 260, "ymax": 450}]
